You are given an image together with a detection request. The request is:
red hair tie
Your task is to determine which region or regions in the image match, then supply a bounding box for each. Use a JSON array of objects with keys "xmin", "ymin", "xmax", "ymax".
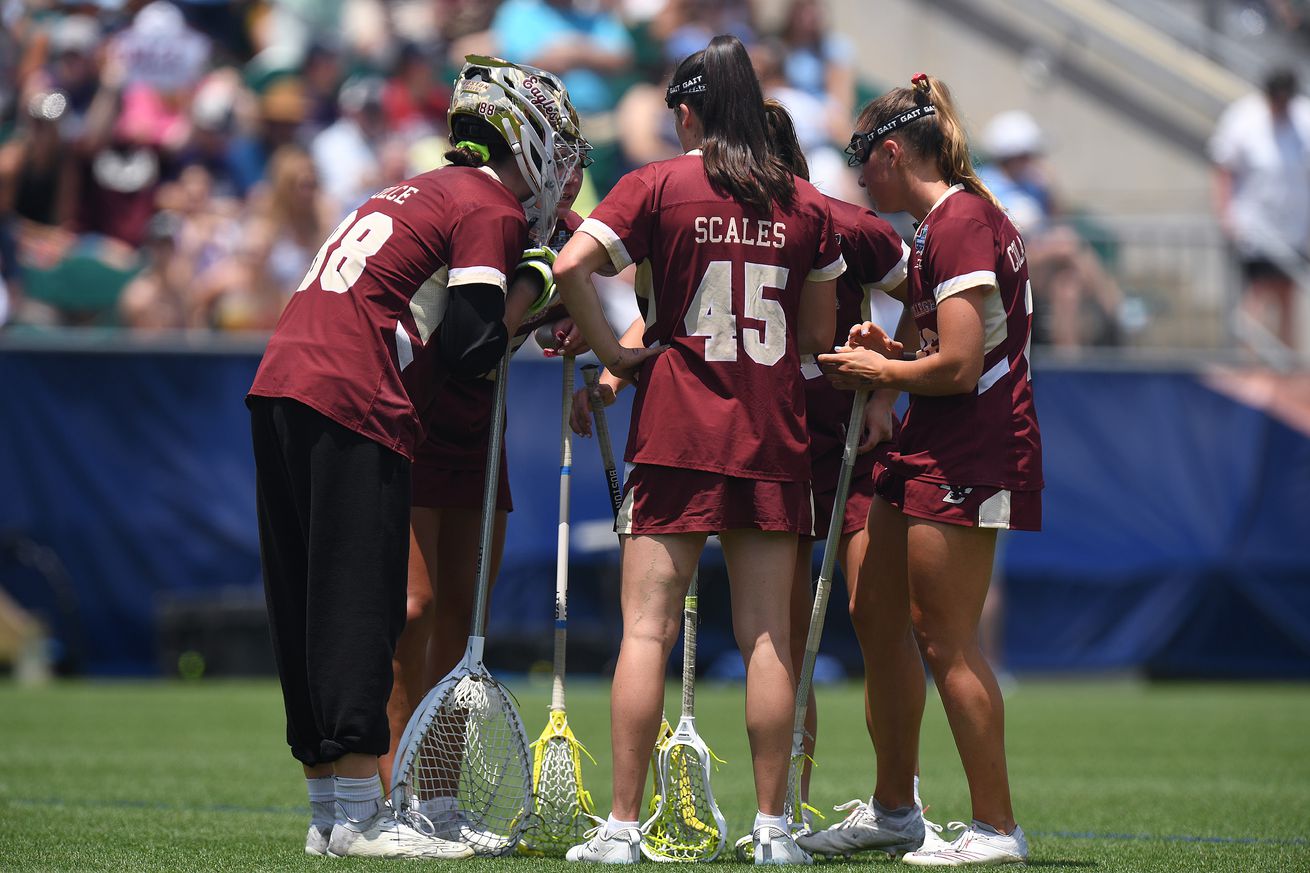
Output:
[{"xmin": 911, "ymin": 72, "xmax": 930, "ymax": 92}]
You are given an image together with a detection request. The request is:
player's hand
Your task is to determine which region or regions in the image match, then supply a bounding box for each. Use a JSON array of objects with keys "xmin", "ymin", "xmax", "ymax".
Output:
[
  {"xmin": 606, "ymin": 343, "xmax": 663, "ymax": 383},
  {"xmin": 819, "ymin": 346, "xmax": 890, "ymax": 390},
  {"xmin": 846, "ymin": 321, "xmax": 903, "ymax": 358},
  {"xmin": 858, "ymin": 393, "xmax": 897, "ymax": 454},
  {"xmin": 570, "ymin": 382, "xmax": 615, "ymax": 436},
  {"xmin": 539, "ymin": 317, "xmax": 591, "ymax": 358}
]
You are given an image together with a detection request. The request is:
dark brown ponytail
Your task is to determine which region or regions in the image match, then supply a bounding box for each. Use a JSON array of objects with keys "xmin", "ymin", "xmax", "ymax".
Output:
[
  {"xmin": 763, "ymin": 98, "xmax": 809, "ymax": 181},
  {"xmin": 668, "ymin": 35, "xmax": 796, "ymax": 213},
  {"xmin": 854, "ymin": 73, "xmax": 1003, "ymax": 212}
]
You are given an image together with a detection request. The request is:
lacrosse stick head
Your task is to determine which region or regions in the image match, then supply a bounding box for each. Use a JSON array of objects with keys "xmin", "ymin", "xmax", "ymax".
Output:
[
  {"xmin": 640, "ymin": 718, "xmax": 727, "ymax": 862},
  {"xmin": 519, "ymin": 710, "xmax": 596, "ymax": 855},
  {"xmin": 391, "ymin": 657, "xmax": 534, "ymax": 856}
]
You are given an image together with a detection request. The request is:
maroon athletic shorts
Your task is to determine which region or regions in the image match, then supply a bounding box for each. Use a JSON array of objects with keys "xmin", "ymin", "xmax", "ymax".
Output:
[
  {"xmin": 411, "ymin": 458, "xmax": 512, "ymax": 512},
  {"xmin": 808, "ymin": 471, "xmax": 877, "ymax": 542},
  {"xmin": 872, "ymin": 462, "xmax": 1041, "ymax": 531},
  {"xmin": 616, "ymin": 464, "xmax": 813, "ymax": 535}
]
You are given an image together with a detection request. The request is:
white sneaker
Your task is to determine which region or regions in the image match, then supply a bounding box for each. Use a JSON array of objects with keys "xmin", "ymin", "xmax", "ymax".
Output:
[
  {"xmin": 565, "ymin": 823, "xmax": 642, "ymax": 864},
  {"xmin": 735, "ymin": 814, "xmax": 815, "ymax": 861},
  {"xmin": 917, "ymin": 815, "xmax": 967, "ymax": 854},
  {"xmin": 422, "ymin": 802, "xmax": 513, "ymax": 855},
  {"xmin": 305, "ymin": 823, "xmax": 332, "ymax": 856},
  {"xmin": 795, "ymin": 797, "xmax": 924, "ymax": 857},
  {"xmin": 326, "ymin": 804, "xmax": 475, "ymax": 859},
  {"xmin": 902, "ymin": 823, "xmax": 1028, "ymax": 866},
  {"xmin": 754, "ymin": 825, "xmax": 813, "ymax": 865}
]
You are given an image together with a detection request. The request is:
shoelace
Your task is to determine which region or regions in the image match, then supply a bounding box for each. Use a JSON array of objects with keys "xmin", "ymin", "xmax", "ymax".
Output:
[
  {"xmin": 393, "ymin": 805, "xmax": 438, "ymax": 838},
  {"xmin": 924, "ymin": 818, "xmax": 968, "ymax": 839},
  {"xmin": 829, "ymin": 798, "xmax": 875, "ymax": 830}
]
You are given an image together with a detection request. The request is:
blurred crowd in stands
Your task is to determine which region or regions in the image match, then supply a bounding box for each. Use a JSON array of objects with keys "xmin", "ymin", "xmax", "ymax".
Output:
[
  {"xmin": 0, "ymin": 0, "xmax": 876, "ymax": 332},
  {"xmin": 3, "ymin": 0, "xmax": 1299, "ymax": 353}
]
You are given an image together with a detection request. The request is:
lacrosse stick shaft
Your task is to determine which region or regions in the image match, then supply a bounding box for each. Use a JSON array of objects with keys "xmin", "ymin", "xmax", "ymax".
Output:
[
  {"xmin": 581, "ymin": 364, "xmax": 623, "ymax": 518},
  {"xmin": 792, "ymin": 390, "xmax": 870, "ymax": 735},
  {"xmin": 552, "ymin": 356, "xmax": 575, "ymax": 712},
  {"xmin": 681, "ymin": 570, "xmax": 699, "ymax": 719},
  {"xmin": 471, "ymin": 351, "xmax": 512, "ymax": 643}
]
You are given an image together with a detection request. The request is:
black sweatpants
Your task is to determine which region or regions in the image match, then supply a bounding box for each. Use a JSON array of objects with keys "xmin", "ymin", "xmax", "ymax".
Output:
[{"xmin": 250, "ymin": 396, "xmax": 411, "ymax": 767}]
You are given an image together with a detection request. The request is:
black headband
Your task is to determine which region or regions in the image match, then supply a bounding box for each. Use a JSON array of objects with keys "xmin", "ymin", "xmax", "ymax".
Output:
[
  {"xmin": 665, "ymin": 74, "xmax": 707, "ymax": 107},
  {"xmin": 845, "ymin": 104, "xmax": 937, "ymax": 166}
]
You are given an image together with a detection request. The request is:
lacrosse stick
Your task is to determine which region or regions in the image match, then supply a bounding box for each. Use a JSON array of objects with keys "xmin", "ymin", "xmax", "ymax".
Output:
[
  {"xmin": 391, "ymin": 351, "xmax": 534, "ymax": 856},
  {"xmin": 520, "ymin": 356, "xmax": 596, "ymax": 855},
  {"xmin": 784, "ymin": 389, "xmax": 871, "ymax": 830},
  {"xmin": 641, "ymin": 572, "xmax": 727, "ymax": 862},
  {"xmin": 581, "ymin": 364, "xmax": 623, "ymax": 516}
]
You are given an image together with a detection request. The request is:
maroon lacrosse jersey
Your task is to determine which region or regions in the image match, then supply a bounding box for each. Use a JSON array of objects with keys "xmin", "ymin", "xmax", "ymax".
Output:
[
  {"xmin": 414, "ymin": 209, "xmax": 584, "ymax": 475},
  {"xmin": 886, "ymin": 186, "xmax": 1043, "ymax": 490},
  {"xmin": 580, "ymin": 152, "xmax": 845, "ymax": 481},
  {"xmin": 248, "ymin": 166, "xmax": 528, "ymax": 461},
  {"xmin": 804, "ymin": 197, "xmax": 909, "ymax": 495}
]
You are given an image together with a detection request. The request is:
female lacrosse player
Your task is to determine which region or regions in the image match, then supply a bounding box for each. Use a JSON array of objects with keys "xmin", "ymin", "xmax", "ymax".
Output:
[
  {"xmin": 799, "ymin": 74, "xmax": 1042, "ymax": 867},
  {"xmin": 247, "ymin": 56, "xmax": 582, "ymax": 861},
  {"xmin": 380, "ymin": 152, "xmax": 593, "ymax": 845},
  {"xmin": 555, "ymin": 35, "xmax": 843, "ymax": 865},
  {"xmin": 764, "ymin": 97, "xmax": 911, "ymax": 836}
]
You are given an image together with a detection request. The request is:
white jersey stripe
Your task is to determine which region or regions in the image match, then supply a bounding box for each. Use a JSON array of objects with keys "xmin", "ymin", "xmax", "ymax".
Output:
[
  {"xmin": 933, "ymin": 270, "xmax": 998, "ymax": 302},
  {"xmin": 977, "ymin": 356, "xmax": 1010, "ymax": 395},
  {"xmin": 579, "ymin": 217, "xmax": 634, "ymax": 273},
  {"xmin": 807, "ymin": 254, "xmax": 847, "ymax": 283},
  {"xmin": 871, "ymin": 242, "xmax": 911, "ymax": 291},
  {"xmin": 448, "ymin": 266, "xmax": 507, "ymax": 291}
]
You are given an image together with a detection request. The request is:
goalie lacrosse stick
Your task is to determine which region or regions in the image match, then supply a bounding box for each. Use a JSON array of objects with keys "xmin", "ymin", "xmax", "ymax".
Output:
[
  {"xmin": 391, "ymin": 351, "xmax": 533, "ymax": 857},
  {"xmin": 641, "ymin": 572, "xmax": 727, "ymax": 862},
  {"xmin": 520, "ymin": 356, "xmax": 596, "ymax": 855},
  {"xmin": 784, "ymin": 389, "xmax": 871, "ymax": 830}
]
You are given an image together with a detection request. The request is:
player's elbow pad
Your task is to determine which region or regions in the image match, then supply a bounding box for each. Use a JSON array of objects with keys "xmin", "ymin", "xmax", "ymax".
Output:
[{"xmin": 439, "ymin": 284, "xmax": 509, "ymax": 378}]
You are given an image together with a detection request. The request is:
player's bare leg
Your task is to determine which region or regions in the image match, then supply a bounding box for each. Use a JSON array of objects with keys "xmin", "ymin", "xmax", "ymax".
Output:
[
  {"xmin": 609, "ymin": 532, "xmax": 705, "ymax": 821},
  {"xmin": 380, "ymin": 516, "xmax": 439, "ymax": 792},
  {"xmin": 906, "ymin": 518, "xmax": 1015, "ymax": 833},
  {"xmin": 427, "ymin": 508, "xmax": 508, "ymax": 683},
  {"xmin": 851, "ymin": 498, "xmax": 923, "ymax": 811},
  {"xmin": 721, "ymin": 529, "xmax": 799, "ymax": 816}
]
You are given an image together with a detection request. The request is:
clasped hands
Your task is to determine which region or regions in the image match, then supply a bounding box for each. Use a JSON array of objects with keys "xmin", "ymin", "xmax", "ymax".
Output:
[{"xmin": 819, "ymin": 322, "xmax": 907, "ymax": 390}]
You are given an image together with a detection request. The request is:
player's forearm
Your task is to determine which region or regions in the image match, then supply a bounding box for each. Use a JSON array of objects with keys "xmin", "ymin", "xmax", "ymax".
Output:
[
  {"xmin": 877, "ymin": 352, "xmax": 979, "ymax": 396},
  {"xmin": 555, "ymin": 263, "xmax": 621, "ymax": 367}
]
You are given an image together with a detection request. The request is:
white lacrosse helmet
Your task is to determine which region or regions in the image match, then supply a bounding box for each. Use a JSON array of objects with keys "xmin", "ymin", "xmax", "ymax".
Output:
[{"xmin": 449, "ymin": 56, "xmax": 586, "ymax": 244}]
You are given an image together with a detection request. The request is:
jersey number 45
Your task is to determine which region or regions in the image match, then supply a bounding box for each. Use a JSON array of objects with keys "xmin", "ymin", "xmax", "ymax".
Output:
[{"xmin": 684, "ymin": 260, "xmax": 789, "ymax": 366}]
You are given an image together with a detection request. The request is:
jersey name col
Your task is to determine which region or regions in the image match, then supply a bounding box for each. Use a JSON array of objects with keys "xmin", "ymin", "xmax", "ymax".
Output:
[
  {"xmin": 580, "ymin": 152, "xmax": 846, "ymax": 481},
  {"xmin": 248, "ymin": 166, "xmax": 528, "ymax": 461},
  {"xmin": 888, "ymin": 185, "xmax": 1043, "ymax": 490},
  {"xmin": 805, "ymin": 197, "xmax": 909, "ymax": 494}
]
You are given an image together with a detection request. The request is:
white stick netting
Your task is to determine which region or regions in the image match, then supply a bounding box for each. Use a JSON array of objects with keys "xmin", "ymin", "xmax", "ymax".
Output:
[{"xmin": 395, "ymin": 672, "xmax": 533, "ymax": 856}]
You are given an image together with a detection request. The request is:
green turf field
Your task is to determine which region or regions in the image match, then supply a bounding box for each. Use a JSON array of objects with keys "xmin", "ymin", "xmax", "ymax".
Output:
[{"xmin": 0, "ymin": 678, "xmax": 1306, "ymax": 872}]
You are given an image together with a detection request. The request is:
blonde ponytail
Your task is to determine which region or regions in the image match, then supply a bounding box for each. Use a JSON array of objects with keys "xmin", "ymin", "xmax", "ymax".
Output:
[{"xmin": 852, "ymin": 73, "xmax": 1005, "ymax": 213}]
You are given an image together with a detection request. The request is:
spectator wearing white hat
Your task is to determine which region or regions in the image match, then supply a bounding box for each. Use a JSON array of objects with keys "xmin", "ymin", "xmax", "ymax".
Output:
[{"xmin": 980, "ymin": 110, "xmax": 1127, "ymax": 349}]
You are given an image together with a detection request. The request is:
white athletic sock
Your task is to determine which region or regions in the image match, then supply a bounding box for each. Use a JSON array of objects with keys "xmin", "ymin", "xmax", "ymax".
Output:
[
  {"xmin": 754, "ymin": 811, "xmax": 788, "ymax": 832},
  {"xmin": 604, "ymin": 813, "xmax": 639, "ymax": 837},
  {"xmin": 307, "ymin": 776, "xmax": 335, "ymax": 829},
  {"xmin": 334, "ymin": 775, "xmax": 383, "ymax": 823},
  {"xmin": 419, "ymin": 795, "xmax": 459, "ymax": 816}
]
